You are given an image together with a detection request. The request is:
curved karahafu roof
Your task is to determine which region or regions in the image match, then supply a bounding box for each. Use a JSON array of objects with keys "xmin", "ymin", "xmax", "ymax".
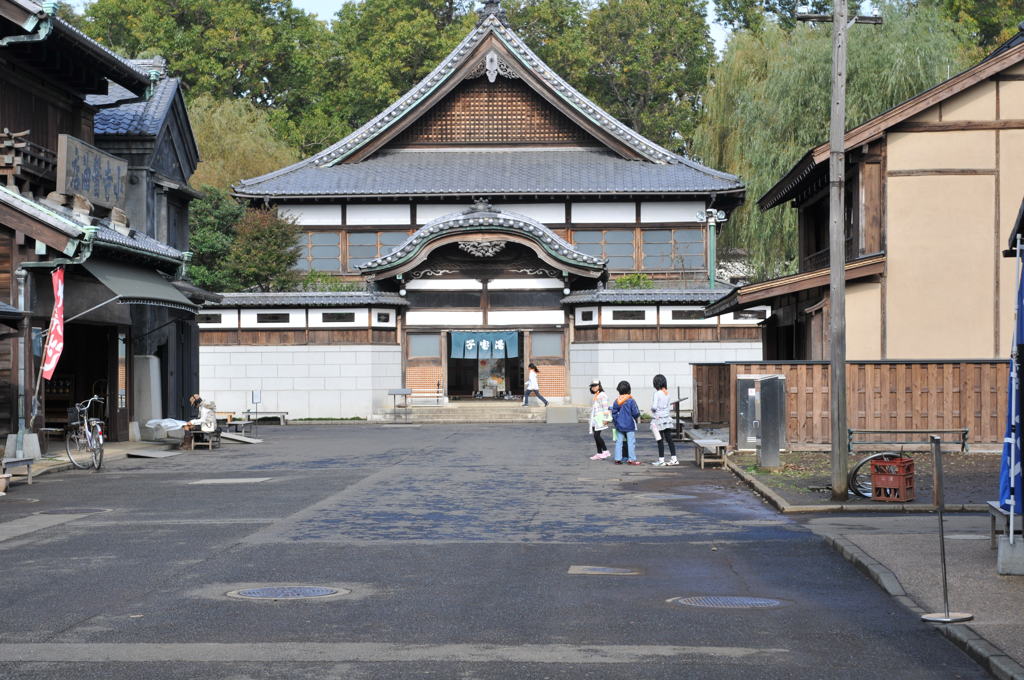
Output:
[
  {"xmin": 235, "ymin": 5, "xmax": 743, "ymax": 201},
  {"xmin": 357, "ymin": 200, "xmax": 606, "ymax": 279}
]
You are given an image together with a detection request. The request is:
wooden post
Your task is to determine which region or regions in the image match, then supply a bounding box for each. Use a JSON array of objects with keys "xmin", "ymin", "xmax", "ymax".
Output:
[
  {"xmin": 799, "ymin": 7, "xmax": 881, "ymax": 502},
  {"xmin": 828, "ymin": 0, "xmax": 850, "ymax": 500}
]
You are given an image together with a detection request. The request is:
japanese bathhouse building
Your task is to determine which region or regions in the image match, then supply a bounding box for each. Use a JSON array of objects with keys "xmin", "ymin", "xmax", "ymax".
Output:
[
  {"xmin": 210, "ymin": 1, "xmax": 767, "ymax": 419},
  {"xmin": 0, "ymin": 0, "xmax": 207, "ymax": 444}
]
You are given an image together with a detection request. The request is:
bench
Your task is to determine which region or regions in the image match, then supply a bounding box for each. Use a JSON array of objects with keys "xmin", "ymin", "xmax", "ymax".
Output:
[
  {"xmin": 692, "ymin": 439, "xmax": 728, "ymax": 469},
  {"xmin": 987, "ymin": 501, "xmax": 1023, "ymax": 549},
  {"xmin": 189, "ymin": 428, "xmax": 222, "ymax": 451},
  {"xmin": 226, "ymin": 420, "xmax": 254, "ymax": 435},
  {"xmin": 388, "ymin": 388, "xmax": 412, "ymax": 423},
  {"xmin": 236, "ymin": 410, "xmax": 288, "ymax": 426},
  {"xmin": 1, "ymin": 456, "xmax": 36, "ymax": 484},
  {"xmin": 849, "ymin": 428, "xmax": 970, "ymax": 454}
]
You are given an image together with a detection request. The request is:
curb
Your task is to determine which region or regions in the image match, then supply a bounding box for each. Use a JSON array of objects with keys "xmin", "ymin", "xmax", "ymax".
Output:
[
  {"xmin": 823, "ymin": 533, "xmax": 1024, "ymax": 680},
  {"xmin": 725, "ymin": 459, "xmax": 987, "ymax": 514},
  {"xmin": 5, "ymin": 443, "xmax": 172, "ymax": 484}
]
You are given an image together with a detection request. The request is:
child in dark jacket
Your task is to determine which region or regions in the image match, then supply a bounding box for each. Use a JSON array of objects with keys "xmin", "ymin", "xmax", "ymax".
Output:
[{"xmin": 610, "ymin": 380, "xmax": 641, "ymax": 465}]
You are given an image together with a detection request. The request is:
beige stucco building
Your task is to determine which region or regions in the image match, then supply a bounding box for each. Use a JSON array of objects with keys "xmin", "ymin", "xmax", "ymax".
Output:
[{"xmin": 711, "ymin": 32, "xmax": 1024, "ymax": 361}]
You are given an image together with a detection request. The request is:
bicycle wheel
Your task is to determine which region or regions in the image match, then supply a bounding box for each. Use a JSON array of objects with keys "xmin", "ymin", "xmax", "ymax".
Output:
[
  {"xmin": 65, "ymin": 428, "xmax": 93, "ymax": 469},
  {"xmin": 848, "ymin": 452, "xmax": 901, "ymax": 498},
  {"xmin": 90, "ymin": 423, "xmax": 104, "ymax": 471}
]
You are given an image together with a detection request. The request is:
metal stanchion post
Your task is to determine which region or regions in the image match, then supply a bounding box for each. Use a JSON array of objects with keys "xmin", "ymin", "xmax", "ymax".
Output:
[{"xmin": 922, "ymin": 435, "xmax": 973, "ymax": 623}]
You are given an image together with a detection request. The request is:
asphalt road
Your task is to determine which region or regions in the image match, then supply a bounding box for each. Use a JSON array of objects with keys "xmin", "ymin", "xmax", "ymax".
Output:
[{"xmin": 0, "ymin": 424, "xmax": 989, "ymax": 679}]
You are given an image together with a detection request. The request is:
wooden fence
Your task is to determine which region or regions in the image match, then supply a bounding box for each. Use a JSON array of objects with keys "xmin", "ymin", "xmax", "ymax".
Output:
[{"xmin": 692, "ymin": 361, "xmax": 1009, "ymax": 449}]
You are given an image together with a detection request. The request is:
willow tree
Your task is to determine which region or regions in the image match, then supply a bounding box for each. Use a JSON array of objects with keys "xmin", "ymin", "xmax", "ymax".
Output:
[{"xmin": 693, "ymin": 1, "xmax": 974, "ymax": 281}]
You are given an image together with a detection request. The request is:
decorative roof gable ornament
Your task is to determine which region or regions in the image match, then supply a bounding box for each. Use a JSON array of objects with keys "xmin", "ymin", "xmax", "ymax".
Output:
[
  {"xmin": 477, "ymin": 0, "xmax": 509, "ymax": 27},
  {"xmin": 465, "ymin": 197, "xmax": 498, "ymax": 214},
  {"xmin": 468, "ymin": 50, "xmax": 520, "ymax": 82},
  {"xmin": 458, "ymin": 240, "xmax": 507, "ymax": 258}
]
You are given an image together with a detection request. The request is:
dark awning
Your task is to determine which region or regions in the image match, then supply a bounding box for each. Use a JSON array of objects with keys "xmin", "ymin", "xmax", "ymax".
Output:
[
  {"xmin": 0, "ymin": 301, "xmax": 22, "ymax": 328},
  {"xmin": 83, "ymin": 259, "xmax": 198, "ymax": 313}
]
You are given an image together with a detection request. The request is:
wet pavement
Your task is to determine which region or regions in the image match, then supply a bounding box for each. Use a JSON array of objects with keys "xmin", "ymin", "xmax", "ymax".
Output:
[{"xmin": 0, "ymin": 424, "xmax": 992, "ymax": 679}]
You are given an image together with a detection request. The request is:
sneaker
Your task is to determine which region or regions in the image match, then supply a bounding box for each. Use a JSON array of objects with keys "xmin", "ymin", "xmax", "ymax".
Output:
[
  {"xmin": 651, "ymin": 459, "xmax": 666, "ymax": 466},
  {"xmin": 589, "ymin": 452, "xmax": 604, "ymax": 460},
  {"xmin": 598, "ymin": 451, "xmax": 612, "ymax": 459},
  {"xmin": 627, "ymin": 460, "xmax": 642, "ymax": 465},
  {"xmin": 614, "ymin": 460, "xmax": 624, "ymax": 465},
  {"xmin": 667, "ymin": 457, "xmax": 680, "ymax": 466}
]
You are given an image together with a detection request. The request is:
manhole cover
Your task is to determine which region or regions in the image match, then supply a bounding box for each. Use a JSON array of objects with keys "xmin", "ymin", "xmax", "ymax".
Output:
[
  {"xmin": 227, "ymin": 586, "xmax": 349, "ymax": 600},
  {"xmin": 668, "ymin": 595, "xmax": 784, "ymax": 609}
]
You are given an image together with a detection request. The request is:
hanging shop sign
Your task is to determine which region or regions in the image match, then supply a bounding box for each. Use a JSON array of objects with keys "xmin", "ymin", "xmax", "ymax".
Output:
[
  {"xmin": 57, "ymin": 134, "xmax": 128, "ymax": 209},
  {"xmin": 450, "ymin": 331, "xmax": 519, "ymax": 359}
]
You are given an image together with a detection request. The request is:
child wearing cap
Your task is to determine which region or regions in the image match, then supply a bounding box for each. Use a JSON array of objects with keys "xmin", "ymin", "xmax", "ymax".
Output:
[{"xmin": 587, "ymin": 379, "xmax": 611, "ymax": 460}]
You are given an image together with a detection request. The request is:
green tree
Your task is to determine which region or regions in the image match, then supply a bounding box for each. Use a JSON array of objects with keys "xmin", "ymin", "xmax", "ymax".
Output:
[
  {"xmin": 188, "ymin": 94, "xmax": 301, "ymax": 190},
  {"xmin": 223, "ymin": 208, "xmax": 302, "ymax": 292},
  {"xmin": 940, "ymin": 0, "xmax": 1023, "ymax": 49},
  {"xmin": 313, "ymin": 0, "xmax": 476, "ymax": 144},
  {"xmin": 692, "ymin": 1, "xmax": 974, "ymax": 280},
  {"xmin": 504, "ymin": 0, "xmax": 593, "ymax": 85},
  {"xmin": 79, "ymin": 0, "xmax": 330, "ymax": 107},
  {"xmin": 187, "ymin": 187, "xmax": 245, "ymax": 292},
  {"xmin": 578, "ymin": 0, "xmax": 713, "ymax": 153}
]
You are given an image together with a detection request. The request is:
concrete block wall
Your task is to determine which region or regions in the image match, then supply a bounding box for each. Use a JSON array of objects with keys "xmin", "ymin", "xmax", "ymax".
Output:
[
  {"xmin": 569, "ymin": 342, "xmax": 762, "ymax": 413},
  {"xmin": 199, "ymin": 345, "xmax": 402, "ymax": 419}
]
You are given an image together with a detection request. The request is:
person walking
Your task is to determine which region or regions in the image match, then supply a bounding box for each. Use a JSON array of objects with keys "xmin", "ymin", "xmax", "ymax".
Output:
[
  {"xmin": 587, "ymin": 379, "xmax": 611, "ymax": 460},
  {"xmin": 522, "ymin": 362, "xmax": 549, "ymax": 406},
  {"xmin": 610, "ymin": 380, "xmax": 641, "ymax": 465},
  {"xmin": 649, "ymin": 374, "xmax": 679, "ymax": 466}
]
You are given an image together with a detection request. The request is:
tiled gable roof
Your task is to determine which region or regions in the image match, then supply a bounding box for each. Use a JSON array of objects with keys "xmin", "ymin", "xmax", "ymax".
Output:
[
  {"xmin": 234, "ymin": 148, "xmax": 742, "ymax": 198},
  {"xmin": 236, "ymin": 8, "xmax": 742, "ymax": 200},
  {"xmin": 87, "ymin": 77, "xmax": 180, "ymax": 137}
]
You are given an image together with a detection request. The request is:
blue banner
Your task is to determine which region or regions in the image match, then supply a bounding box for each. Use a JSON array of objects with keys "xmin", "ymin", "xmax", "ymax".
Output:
[
  {"xmin": 1000, "ymin": 266, "xmax": 1024, "ymax": 514},
  {"xmin": 450, "ymin": 331, "xmax": 518, "ymax": 360}
]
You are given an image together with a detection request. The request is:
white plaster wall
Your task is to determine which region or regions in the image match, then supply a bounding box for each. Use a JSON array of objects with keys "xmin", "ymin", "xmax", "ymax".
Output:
[
  {"xmin": 568, "ymin": 342, "xmax": 762, "ymax": 411},
  {"xmin": 640, "ymin": 201, "xmax": 704, "ymax": 223},
  {"xmin": 488, "ymin": 310, "xmax": 564, "ymax": 326},
  {"xmin": 199, "ymin": 345, "xmax": 402, "ymax": 419},
  {"xmin": 277, "ymin": 204, "xmax": 343, "ymax": 226},
  {"xmin": 571, "ymin": 202, "xmax": 635, "ymax": 224},
  {"xmin": 347, "ymin": 204, "xmax": 411, "ymax": 225}
]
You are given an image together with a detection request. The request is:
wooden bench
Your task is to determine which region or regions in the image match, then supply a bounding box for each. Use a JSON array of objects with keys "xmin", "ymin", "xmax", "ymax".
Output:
[
  {"xmin": 987, "ymin": 501, "xmax": 1023, "ymax": 549},
  {"xmin": 236, "ymin": 410, "xmax": 288, "ymax": 426},
  {"xmin": 226, "ymin": 420, "xmax": 254, "ymax": 435},
  {"xmin": 190, "ymin": 428, "xmax": 222, "ymax": 451},
  {"xmin": 1, "ymin": 456, "xmax": 37, "ymax": 484},
  {"xmin": 692, "ymin": 439, "xmax": 728, "ymax": 469}
]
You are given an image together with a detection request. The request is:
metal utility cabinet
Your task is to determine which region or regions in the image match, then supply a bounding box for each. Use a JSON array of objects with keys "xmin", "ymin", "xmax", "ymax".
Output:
[{"xmin": 736, "ymin": 374, "xmax": 787, "ymax": 468}]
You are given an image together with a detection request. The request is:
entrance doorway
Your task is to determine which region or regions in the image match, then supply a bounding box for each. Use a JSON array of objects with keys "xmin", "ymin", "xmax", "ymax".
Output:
[{"xmin": 446, "ymin": 332, "xmax": 523, "ymax": 399}]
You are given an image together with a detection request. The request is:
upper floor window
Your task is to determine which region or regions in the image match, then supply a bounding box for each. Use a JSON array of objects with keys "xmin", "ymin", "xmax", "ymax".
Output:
[
  {"xmin": 571, "ymin": 229, "xmax": 635, "ymax": 270},
  {"xmin": 347, "ymin": 231, "xmax": 409, "ymax": 271},
  {"xmin": 295, "ymin": 232, "xmax": 341, "ymax": 271},
  {"xmin": 641, "ymin": 228, "xmax": 704, "ymax": 271}
]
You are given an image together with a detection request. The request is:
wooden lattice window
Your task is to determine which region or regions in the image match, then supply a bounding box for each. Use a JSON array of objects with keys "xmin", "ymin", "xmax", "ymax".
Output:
[{"xmin": 388, "ymin": 77, "xmax": 593, "ymax": 147}]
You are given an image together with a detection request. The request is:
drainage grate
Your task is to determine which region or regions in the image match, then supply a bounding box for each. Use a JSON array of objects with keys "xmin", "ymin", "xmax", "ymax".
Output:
[
  {"xmin": 228, "ymin": 586, "xmax": 348, "ymax": 600},
  {"xmin": 668, "ymin": 595, "xmax": 784, "ymax": 609}
]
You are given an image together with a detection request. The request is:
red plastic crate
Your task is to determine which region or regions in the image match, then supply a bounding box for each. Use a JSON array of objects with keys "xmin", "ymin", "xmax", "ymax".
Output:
[{"xmin": 870, "ymin": 457, "xmax": 915, "ymax": 502}]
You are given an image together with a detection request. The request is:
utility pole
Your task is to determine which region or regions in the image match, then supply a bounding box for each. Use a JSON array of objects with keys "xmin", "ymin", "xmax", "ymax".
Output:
[{"xmin": 797, "ymin": 7, "xmax": 880, "ymax": 501}]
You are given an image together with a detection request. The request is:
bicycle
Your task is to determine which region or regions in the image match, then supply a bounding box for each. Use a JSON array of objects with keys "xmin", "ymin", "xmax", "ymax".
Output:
[
  {"xmin": 848, "ymin": 451, "xmax": 902, "ymax": 498},
  {"xmin": 65, "ymin": 395, "xmax": 105, "ymax": 471}
]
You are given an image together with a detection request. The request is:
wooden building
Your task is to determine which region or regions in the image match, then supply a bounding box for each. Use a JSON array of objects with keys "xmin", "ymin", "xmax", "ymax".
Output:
[
  {"xmin": 217, "ymin": 1, "xmax": 764, "ymax": 419},
  {"xmin": 709, "ymin": 28, "xmax": 1024, "ymax": 362},
  {"xmin": 0, "ymin": 0, "xmax": 206, "ymax": 442},
  {"xmin": 698, "ymin": 29, "xmax": 1024, "ymax": 447}
]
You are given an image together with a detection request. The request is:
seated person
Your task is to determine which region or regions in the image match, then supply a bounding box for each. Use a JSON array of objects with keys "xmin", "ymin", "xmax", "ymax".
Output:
[{"xmin": 181, "ymin": 393, "xmax": 217, "ymax": 449}]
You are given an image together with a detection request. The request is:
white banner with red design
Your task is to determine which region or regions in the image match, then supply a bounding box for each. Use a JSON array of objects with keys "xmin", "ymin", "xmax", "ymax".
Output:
[{"xmin": 41, "ymin": 268, "xmax": 65, "ymax": 381}]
